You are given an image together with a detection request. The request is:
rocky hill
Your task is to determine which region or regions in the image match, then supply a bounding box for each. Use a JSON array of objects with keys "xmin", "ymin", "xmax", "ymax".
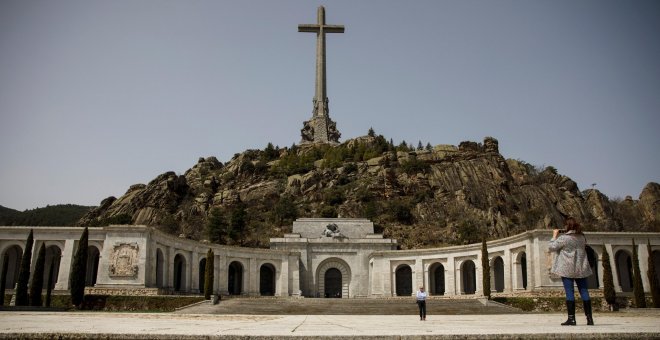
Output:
[{"xmin": 78, "ymin": 135, "xmax": 660, "ymax": 249}]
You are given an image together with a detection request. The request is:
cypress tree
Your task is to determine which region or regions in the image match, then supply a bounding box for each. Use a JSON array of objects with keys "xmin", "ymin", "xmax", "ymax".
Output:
[
  {"xmin": 0, "ymin": 255, "xmax": 8, "ymax": 306},
  {"xmin": 481, "ymin": 239, "xmax": 491, "ymax": 299},
  {"xmin": 69, "ymin": 227, "xmax": 88, "ymax": 308},
  {"xmin": 204, "ymin": 248, "xmax": 215, "ymax": 300},
  {"xmin": 631, "ymin": 239, "xmax": 646, "ymax": 308},
  {"xmin": 15, "ymin": 229, "xmax": 34, "ymax": 306},
  {"xmin": 29, "ymin": 244, "xmax": 46, "ymax": 306},
  {"xmin": 601, "ymin": 245, "xmax": 616, "ymax": 308},
  {"xmin": 647, "ymin": 240, "xmax": 660, "ymax": 308},
  {"xmin": 45, "ymin": 261, "xmax": 55, "ymax": 307}
]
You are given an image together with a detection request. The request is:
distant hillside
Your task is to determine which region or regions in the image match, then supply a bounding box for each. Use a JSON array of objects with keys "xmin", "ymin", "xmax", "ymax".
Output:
[
  {"xmin": 0, "ymin": 204, "xmax": 94, "ymax": 226},
  {"xmin": 78, "ymin": 134, "xmax": 660, "ymax": 249}
]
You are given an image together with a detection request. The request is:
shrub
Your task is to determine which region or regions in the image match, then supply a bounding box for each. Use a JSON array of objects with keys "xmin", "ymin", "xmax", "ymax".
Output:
[
  {"xmin": 324, "ymin": 188, "xmax": 345, "ymax": 206},
  {"xmin": 15, "ymin": 229, "xmax": 34, "ymax": 306},
  {"xmin": 481, "ymin": 239, "xmax": 491, "ymax": 299},
  {"xmin": 632, "ymin": 239, "xmax": 646, "ymax": 308},
  {"xmin": 648, "ymin": 240, "xmax": 660, "ymax": 308},
  {"xmin": 70, "ymin": 227, "xmax": 89, "ymax": 308},
  {"xmin": 29, "ymin": 244, "xmax": 46, "ymax": 306},
  {"xmin": 320, "ymin": 206, "xmax": 337, "ymax": 218},
  {"xmin": 601, "ymin": 246, "xmax": 616, "ymax": 307},
  {"xmin": 204, "ymin": 249, "xmax": 214, "ymax": 300},
  {"xmin": 400, "ymin": 156, "xmax": 430, "ymax": 175}
]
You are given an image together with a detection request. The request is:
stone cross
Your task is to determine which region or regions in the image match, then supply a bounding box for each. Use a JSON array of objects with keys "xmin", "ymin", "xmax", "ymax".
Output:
[{"xmin": 299, "ymin": 6, "xmax": 343, "ymax": 144}]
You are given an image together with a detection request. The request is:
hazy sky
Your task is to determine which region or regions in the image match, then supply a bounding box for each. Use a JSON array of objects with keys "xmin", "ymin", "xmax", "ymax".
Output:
[{"xmin": 1, "ymin": 0, "xmax": 658, "ymax": 211}]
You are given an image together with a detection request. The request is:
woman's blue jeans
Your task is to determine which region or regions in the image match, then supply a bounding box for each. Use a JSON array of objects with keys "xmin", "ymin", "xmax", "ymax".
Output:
[{"xmin": 562, "ymin": 277, "xmax": 590, "ymax": 301}]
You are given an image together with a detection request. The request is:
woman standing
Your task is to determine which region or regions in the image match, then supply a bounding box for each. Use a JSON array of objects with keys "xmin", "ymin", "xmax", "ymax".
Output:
[{"xmin": 548, "ymin": 217, "xmax": 594, "ymax": 326}]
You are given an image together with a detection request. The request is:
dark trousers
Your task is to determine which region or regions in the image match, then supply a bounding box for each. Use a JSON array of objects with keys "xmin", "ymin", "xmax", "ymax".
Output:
[{"xmin": 417, "ymin": 300, "xmax": 426, "ymax": 319}]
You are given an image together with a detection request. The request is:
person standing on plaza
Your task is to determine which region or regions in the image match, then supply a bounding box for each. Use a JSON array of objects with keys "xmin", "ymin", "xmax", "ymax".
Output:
[
  {"xmin": 548, "ymin": 217, "xmax": 594, "ymax": 326},
  {"xmin": 415, "ymin": 286, "xmax": 427, "ymax": 321}
]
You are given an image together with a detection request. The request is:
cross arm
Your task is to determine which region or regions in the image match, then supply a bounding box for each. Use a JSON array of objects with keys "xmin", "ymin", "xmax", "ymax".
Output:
[
  {"xmin": 323, "ymin": 25, "xmax": 345, "ymax": 33},
  {"xmin": 298, "ymin": 24, "xmax": 320, "ymax": 33},
  {"xmin": 298, "ymin": 24, "xmax": 345, "ymax": 33}
]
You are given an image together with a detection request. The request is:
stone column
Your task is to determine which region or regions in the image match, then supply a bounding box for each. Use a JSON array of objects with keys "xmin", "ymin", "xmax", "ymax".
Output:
[
  {"xmin": 289, "ymin": 254, "xmax": 300, "ymax": 296},
  {"xmin": 218, "ymin": 254, "xmax": 228, "ymax": 295},
  {"xmin": 55, "ymin": 239, "xmax": 75, "ymax": 290},
  {"xmin": 167, "ymin": 246, "xmax": 175, "ymax": 289},
  {"xmin": 191, "ymin": 251, "xmax": 200, "ymax": 294},
  {"xmin": 606, "ymin": 244, "xmax": 622, "ymax": 292},
  {"xmin": 248, "ymin": 257, "xmax": 258, "ymax": 296},
  {"xmin": 445, "ymin": 256, "xmax": 456, "ymax": 296},
  {"xmin": 504, "ymin": 248, "xmax": 513, "ymax": 293},
  {"xmin": 213, "ymin": 253, "xmax": 220, "ymax": 294},
  {"xmin": 414, "ymin": 258, "xmax": 424, "ymax": 293}
]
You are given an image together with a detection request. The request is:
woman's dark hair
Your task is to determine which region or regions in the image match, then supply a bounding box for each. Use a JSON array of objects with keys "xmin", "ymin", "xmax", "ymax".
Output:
[{"xmin": 564, "ymin": 217, "xmax": 582, "ymax": 234}]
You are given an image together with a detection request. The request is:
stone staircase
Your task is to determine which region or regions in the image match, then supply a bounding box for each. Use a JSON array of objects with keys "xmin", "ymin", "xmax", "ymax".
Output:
[{"xmin": 175, "ymin": 297, "xmax": 521, "ymax": 315}]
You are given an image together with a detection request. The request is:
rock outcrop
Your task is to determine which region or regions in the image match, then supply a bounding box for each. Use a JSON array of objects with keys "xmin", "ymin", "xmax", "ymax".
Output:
[{"xmin": 78, "ymin": 136, "xmax": 659, "ymax": 248}]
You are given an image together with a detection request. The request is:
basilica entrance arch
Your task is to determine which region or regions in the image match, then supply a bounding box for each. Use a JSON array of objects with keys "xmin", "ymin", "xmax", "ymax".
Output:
[
  {"xmin": 259, "ymin": 263, "xmax": 276, "ymax": 296},
  {"xmin": 316, "ymin": 258, "xmax": 351, "ymax": 298}
]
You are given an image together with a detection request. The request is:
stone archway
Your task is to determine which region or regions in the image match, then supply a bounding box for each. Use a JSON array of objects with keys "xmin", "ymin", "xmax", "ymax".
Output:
[
  {"xmin": 173, "ymin": 254, "xmax": 186, "ymax": 292},
  {"xmin": 86, "ymin": 246, "xmax": 100, "ymax": 287},
  {"xmin": 395, "ymin": 265, "xmax": 413, "ymax": 296},
  {"xmin": 515, "ymin": 252, "xmax": 528, "ymax": 290},
  {"xmin": 429, "ymin": 262, "xmax": 445, "ymax": 296},
  {"xmin": 615, "ymin": 250, "xmax": 633, "ymax": 292},
  {"xmin": 316, "ymin": 258, "xmax": 351, "ymax": 298},
  {"xmin": 260, "ymin": 263, "xmax": 276, "ymax": 296},
  {"xmin": 45, "ymin": 245, "xmax": 62, "ymax": 289},
  {"xmin": 461, "ymin": 260, "xmax": 476, "ymax": 295},
  {"xmin": 492, "ymin": 256, "xmax": 505, "ymax": 293},
  {"xmin": 586, "ymin": 246, "xmax": 599, "ymax": 289},
  {"xmin": 1, "ymin": 245, "xmax": 22, "ymax": 289},
  {"xmin": 155, "ymin": 248, "xmax": 164, "ymax": 288},
  {"xmin": 228, "ymin": 261, "xmax": 244, "ymax": 295}
]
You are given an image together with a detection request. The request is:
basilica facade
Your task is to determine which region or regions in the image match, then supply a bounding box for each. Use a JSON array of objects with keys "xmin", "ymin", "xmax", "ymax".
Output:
[{"xmin": 1, "ymin": 218, "xmax": 659, "ymax": 299}]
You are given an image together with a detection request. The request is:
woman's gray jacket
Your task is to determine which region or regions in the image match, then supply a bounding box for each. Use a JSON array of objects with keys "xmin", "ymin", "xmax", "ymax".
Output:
[{"xmin": 548, "ymin": 231, "xmax": 593, "ymax": 278}]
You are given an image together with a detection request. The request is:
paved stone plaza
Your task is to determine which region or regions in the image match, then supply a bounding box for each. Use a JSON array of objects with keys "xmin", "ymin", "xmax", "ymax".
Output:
[{"xmin": 1, "ymin": 310, "xmax": 659, "ymax": 339}]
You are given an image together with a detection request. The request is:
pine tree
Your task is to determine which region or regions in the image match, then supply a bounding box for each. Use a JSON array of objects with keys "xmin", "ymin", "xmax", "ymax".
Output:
[
  {"xmin": 368, "ymin": 127, "xmax": 375, "ymax": 137},
  {"xmin": 425, "ymin": 142, "xmax": 432, "ymax": 151},
  {"xmin": 601, "ymin": 246, "xmax": 616, "ymax": 308},
  {"xmin": 481, "ymin": 239, "xmax": 491, "ymax": 299},
  {"xmin": 0, "ymin": 255, "xmax": 8, "ymax": 306},
  {"xmin": 15, "ymin": 229, "xmax": 34, "ymax": 306},
  {"xmin": 45, "ymin": 261, "xmax": 55, "ymax": 307},
  {"xmin": 631, "ymin": 239, "xmax": 646, "ymax": 308},
  {"xmin": 417, "ymin": 141, "xmax": 423, "ymax": 150},
  {"xmin": 29, "ymin": 244, "xmax": 46, "ymax": 306},
  {"xmin": 204, "ymin": 248, "xmax": 214, "ymax": 300},
  {"xmin": 647, "ymin": 240, "xmax": 660, "ymax": 308},
  {"xmin": 69, "ymin": 227, "xmax": 88, "ymax": 308}
]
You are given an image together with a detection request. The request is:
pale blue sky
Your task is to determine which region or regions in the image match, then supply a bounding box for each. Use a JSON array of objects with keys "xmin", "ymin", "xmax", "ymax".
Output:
[{"xmin": 1, "ymin": 0, "xmax": 658, "ymax": 211}]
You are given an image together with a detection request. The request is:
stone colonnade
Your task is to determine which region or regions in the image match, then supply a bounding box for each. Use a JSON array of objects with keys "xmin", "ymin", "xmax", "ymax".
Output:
[{"xmin": 1, "ymin": 226, "xmax": 659, "ymax": 298}]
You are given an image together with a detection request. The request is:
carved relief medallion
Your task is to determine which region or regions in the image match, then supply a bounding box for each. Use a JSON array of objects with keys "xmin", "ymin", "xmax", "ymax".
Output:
[{"xmin": 109, "ymin": 243, "xmax": 139, "ymax": 278}]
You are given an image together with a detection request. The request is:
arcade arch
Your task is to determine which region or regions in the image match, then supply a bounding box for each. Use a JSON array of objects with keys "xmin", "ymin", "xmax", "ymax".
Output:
[
  {"xmin": 228, "ymin": 261, "xmax": 244, "ymax": 295},
  {"xmin": 461, "ymin": 260, "xmax": 476, "ymax": 295},
  {"xmin": 395, "ymin": 264, "xmax": 413, "ymax": 296},
  {"xmin": 1, "ymin": 245, "xmax": 22, "ymax": 289},
  {"xmin": 492, "ymin": 256, "xmax": 505, "ymax": 293},
  {"xmin": 316, "ymin": 258, "xmax": 351, "ymax": 298},
  {"xmin": 259, "ymin": 263, "xmax": 276, "ymax": 296},
  {"xmin": 615, "ymin": 250, "xmax": 633, "ymax": 292},
  {"xmin": 173, "ymin": 254, "xmax": 186, "ymax": 292},
  {"xmin": 429, "ymin": 262, "xmax": 445, "ymax": 296}
]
